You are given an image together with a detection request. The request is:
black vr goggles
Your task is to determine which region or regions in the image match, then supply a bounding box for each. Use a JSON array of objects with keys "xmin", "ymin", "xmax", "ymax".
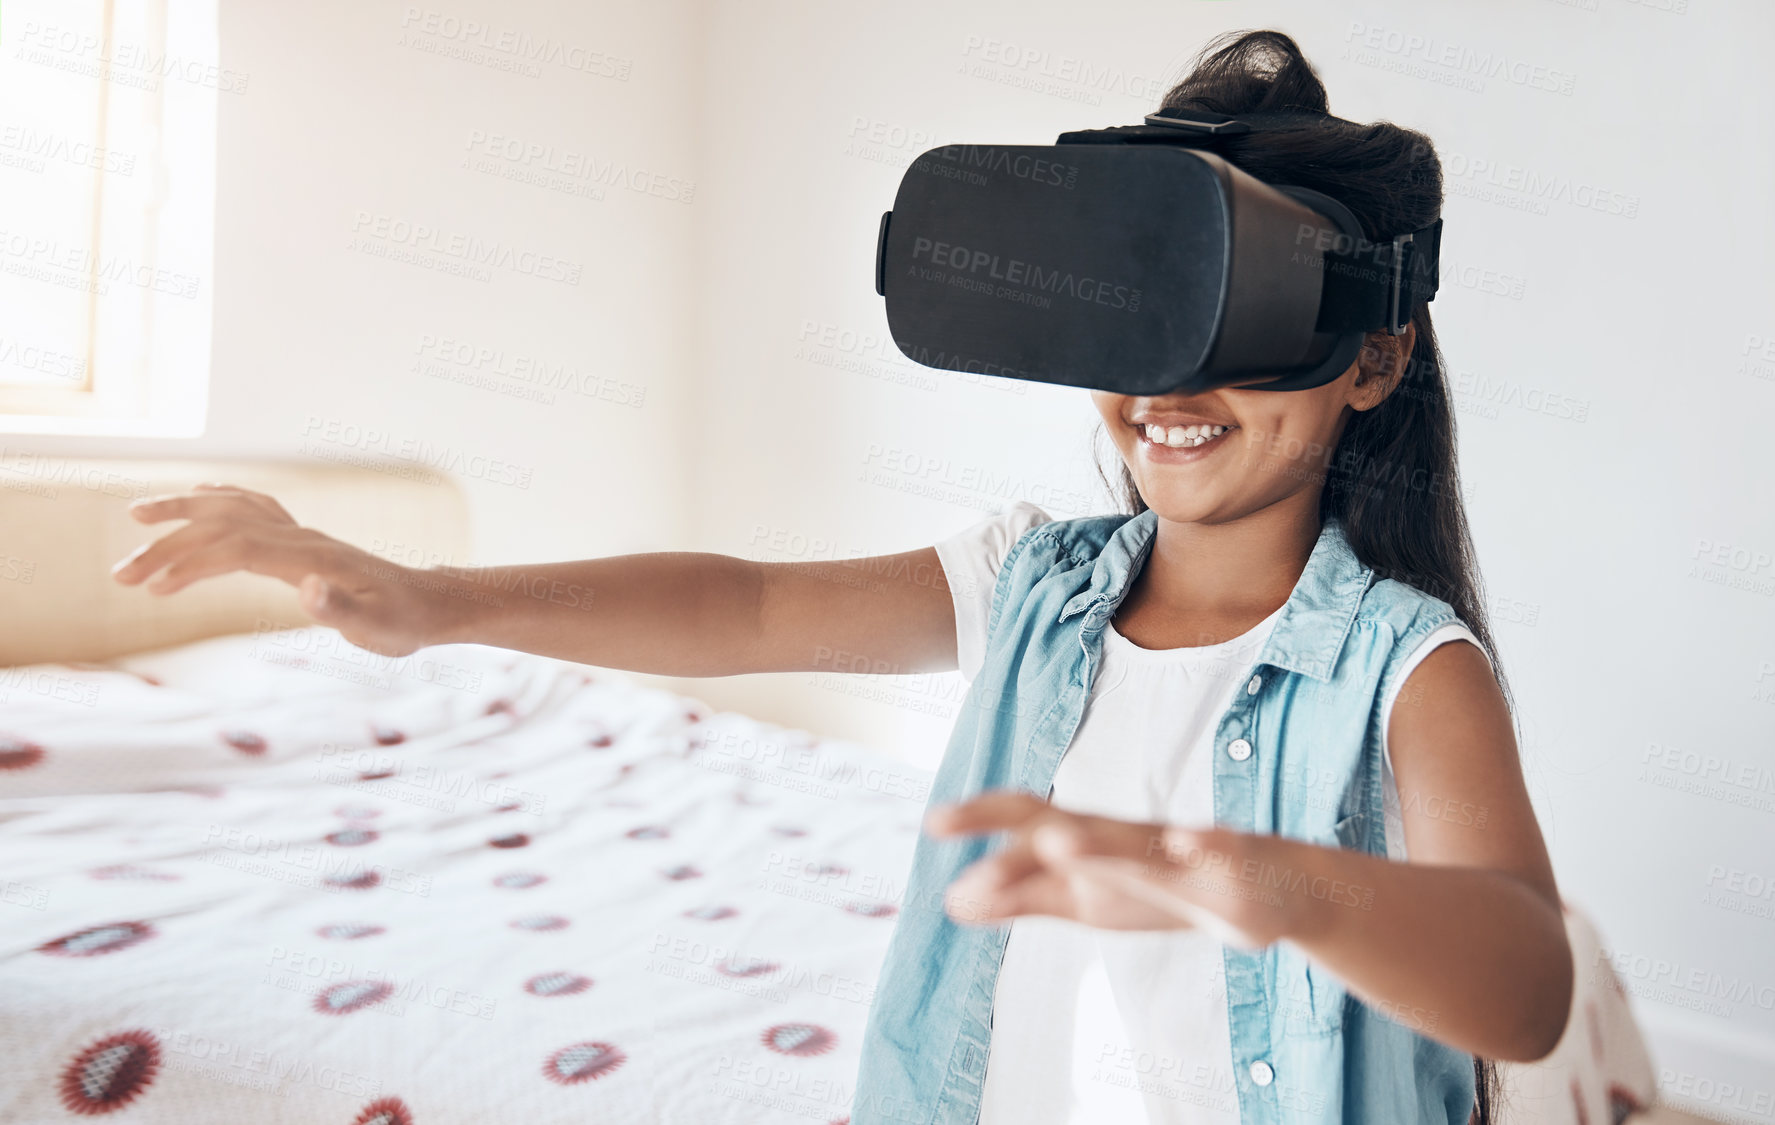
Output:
[{"xmin": 873, "ymin": 107, "xmax": 1443, "ymax": 396}]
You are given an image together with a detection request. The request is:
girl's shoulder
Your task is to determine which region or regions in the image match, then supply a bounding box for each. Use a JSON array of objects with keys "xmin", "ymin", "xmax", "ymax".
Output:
[
  {"xmin": 997, "ymin": 504, "xmax": 1142, "ymax": 571},
  {"xmin": 1357, "ymin": 574, "xmax": 1470, "ymax": 653}
]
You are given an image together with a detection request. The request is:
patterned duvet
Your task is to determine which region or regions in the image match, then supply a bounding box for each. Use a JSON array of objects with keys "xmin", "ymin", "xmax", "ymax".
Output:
[{"xmin": 0, "ymin": 627, "xmax": 931, "ymax": 1124}]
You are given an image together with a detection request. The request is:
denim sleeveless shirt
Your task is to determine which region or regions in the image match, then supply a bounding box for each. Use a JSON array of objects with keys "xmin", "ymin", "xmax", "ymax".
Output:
[{"xmin": 853, "ymin": 510, "xmax": 1477, "ymax": 1125}]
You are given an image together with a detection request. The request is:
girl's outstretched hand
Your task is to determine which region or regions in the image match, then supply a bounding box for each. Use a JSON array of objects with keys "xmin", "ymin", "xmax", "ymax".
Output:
[
  {"xmin": 110, "ymin": 483, "xmax": 459, "ymax": 658},
  {"xmin": 926, "ymin": 791, "xmax": 1303, "ymax": 950}
]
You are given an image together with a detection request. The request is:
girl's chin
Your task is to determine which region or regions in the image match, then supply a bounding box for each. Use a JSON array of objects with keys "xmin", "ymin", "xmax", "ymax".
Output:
[{"xmin": 1130, "ymin": 486, "xmax": 1222, "ymax": 523}]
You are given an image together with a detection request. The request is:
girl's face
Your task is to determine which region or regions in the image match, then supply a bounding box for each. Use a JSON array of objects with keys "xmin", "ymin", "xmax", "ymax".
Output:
[{"xmin": 1091, "ymin": 329, "xmax": 1412, "ymax": 524}]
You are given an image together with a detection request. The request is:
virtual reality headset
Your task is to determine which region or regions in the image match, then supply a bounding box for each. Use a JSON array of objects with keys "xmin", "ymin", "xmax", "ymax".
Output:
[{"xmin": 873, "ymin": 106, "xmax": 1443, "ymax": 396}]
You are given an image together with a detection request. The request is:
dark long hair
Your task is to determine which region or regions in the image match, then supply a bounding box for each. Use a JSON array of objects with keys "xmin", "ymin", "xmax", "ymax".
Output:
[{"xmin": 1105, "ymin": 28, "xmax": 1510, "ymax": 1123}]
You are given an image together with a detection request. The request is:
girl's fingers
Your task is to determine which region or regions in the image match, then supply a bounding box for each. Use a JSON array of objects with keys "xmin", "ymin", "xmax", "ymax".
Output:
[
  {"xmin": 925, "ymin": 790, "xmax": 1049, "ymax": 836},
  {"xmin": 1035, "ymin": 815, "xmax": 1178, "ymax": 866},
  {"xmin": 196, "ymin": 484, "xmax": 295, "ymax": 522},
  {"xmin": 1026, "ymin": 823, "xmax": 1195, "ymax": 930},
  {"xmin": 143, "ymin": 534, "xmax": 265, "ymax": 595},
  {"xmin": 112, "ymin": 522, "xmax": 232, "ymax": 586},
  {"xmin": 947, "ymin": 869, "xmax": 1074, "ymax": 923},
  {"xmin": 951, "ymin": 838, "xmax": 1045, "ymax": 894},
  {"xmin": 983, "ymin": 873, "xmax": 1077, "ymax": 920},
  {"xmin": 941, "ymin": 816, "xmax": 1218, "ymax": 931},
  {"xmin": 143, "ymin": 528, "xmax": 342, "ymax": 594},
  {"xmin": 1071, "ymin": 855, "xmax": 1258, "ymax": 945},
  {"xmin": 946, "ymin": 836, "xmax": 1053, "ymax": 921},
  {"xmin": 1038, "ymin": 833, "xmax": 1267, "ymax": 943},
  {"xmin": 931, "ymin": 800, "xmax": 1234, "ymax": 929},
  {"xmin": 1031, "ymin": 821, "xmax": 1088, "ymax": 864},
  {"xmin": 128, "ymin": 490, "xmax": 284, "ymax": 526}
]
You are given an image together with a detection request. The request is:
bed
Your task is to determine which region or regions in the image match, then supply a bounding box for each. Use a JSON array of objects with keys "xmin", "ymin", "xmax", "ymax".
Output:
[
  {"xmin": 0, "ymin": 460, "xmax": 1717, "ymax": 1124},
  {"xmin": 0, "ymin": 623, "xmax": 925, "ymax": 1123}
]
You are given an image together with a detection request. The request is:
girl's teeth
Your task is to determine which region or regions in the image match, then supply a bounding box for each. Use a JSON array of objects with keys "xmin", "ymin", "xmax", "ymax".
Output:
[{"xmin": 1145, "ymin": 423, "xmax": 1229, "ymax": 448}]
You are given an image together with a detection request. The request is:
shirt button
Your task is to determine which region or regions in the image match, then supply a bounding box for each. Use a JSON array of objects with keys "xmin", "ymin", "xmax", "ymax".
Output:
[
  {"xmin": 1246, "ymin": 675, "xmax": 1262, "ymax": 695},
  {"xmin": 1249, "ymin": 1060, "xmax": 1274, "ymax": 1086},
  {"xmin": 1227, "ymin": 738, "xmax": 1252, "ymax": 761}
]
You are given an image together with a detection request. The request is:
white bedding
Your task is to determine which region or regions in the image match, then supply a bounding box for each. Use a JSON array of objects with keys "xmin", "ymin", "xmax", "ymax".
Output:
[{"xmin": 0, "ymin": 628, "xmax": 931, "ymax": 1124}]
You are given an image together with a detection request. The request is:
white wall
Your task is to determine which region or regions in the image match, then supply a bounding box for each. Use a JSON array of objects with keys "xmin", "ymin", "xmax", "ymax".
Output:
[
  {"xmin": 7, "ymin": 0, "xmax": 704, "ymax": 561},
  {"xmin": 6, "ymin": 0, "xmax": 1772, "ymax": 1112}
]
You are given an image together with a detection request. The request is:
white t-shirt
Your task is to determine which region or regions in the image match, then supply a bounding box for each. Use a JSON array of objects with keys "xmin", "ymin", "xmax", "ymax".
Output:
[{"xmin": 934, "ymin": 502, "xmax": 1483, "ymax": 1125}]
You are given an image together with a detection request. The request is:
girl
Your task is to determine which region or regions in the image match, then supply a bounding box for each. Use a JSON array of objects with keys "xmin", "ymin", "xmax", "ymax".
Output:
[{"xmin": 112, "ymin": 29, "xmax": 1569, "ymax": 1125}]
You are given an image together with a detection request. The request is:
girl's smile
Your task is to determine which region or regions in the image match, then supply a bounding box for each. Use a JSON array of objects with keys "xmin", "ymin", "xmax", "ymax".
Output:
[{"xmin": 1129, "ymin": 408, "xmax": 1241, "ymax": 462}]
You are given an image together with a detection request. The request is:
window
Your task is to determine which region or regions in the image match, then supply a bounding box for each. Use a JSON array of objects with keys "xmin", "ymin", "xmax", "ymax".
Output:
[{"xmin": 0, "ymin": 0, "xmax": 220, "ymax": 436}]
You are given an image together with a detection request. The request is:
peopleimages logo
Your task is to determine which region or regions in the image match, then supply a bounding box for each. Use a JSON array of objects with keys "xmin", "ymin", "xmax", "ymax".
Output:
[
  {"xmin": 909, "ymin": 237, "xmax": 1142, "ymax": 312},
  {"xmin": 916, "ymin": 145, "xmax": 1079, "ymax": 190}
]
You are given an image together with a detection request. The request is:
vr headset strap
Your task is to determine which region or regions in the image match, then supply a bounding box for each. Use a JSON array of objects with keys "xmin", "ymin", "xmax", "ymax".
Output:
[
  {"xmin": 1057, "ymin": 107, "xmax": 1350, "ymax": 144},
  {"xmin": 1314, "ymin": 217, "xmax": 1442, "ymax": 336}
]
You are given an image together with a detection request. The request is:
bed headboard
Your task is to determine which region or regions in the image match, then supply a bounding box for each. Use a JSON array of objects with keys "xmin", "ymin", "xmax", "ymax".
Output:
[{"xmin": 0, "ymin": 459, "xmax": 471, "ymax": 667}]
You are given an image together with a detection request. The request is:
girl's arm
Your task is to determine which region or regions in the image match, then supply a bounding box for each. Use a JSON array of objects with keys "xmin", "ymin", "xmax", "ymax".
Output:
[
  {"xmin": 929, "ymin": 640, "xmax": 1574, "ymax": 1063},
  {"xmin": 1284, "ymin": 637, "xmax": 1573, "ymax": 1061},
  {"xmin": 111, "ymin": 484, "xmax": 960, "ymax": 677}
]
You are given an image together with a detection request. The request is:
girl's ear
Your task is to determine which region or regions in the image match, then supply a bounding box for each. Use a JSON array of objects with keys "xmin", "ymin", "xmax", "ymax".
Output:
[{"xmin": 1349, "ymin": 324, "xmax": 1416, "ymax": 412}]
